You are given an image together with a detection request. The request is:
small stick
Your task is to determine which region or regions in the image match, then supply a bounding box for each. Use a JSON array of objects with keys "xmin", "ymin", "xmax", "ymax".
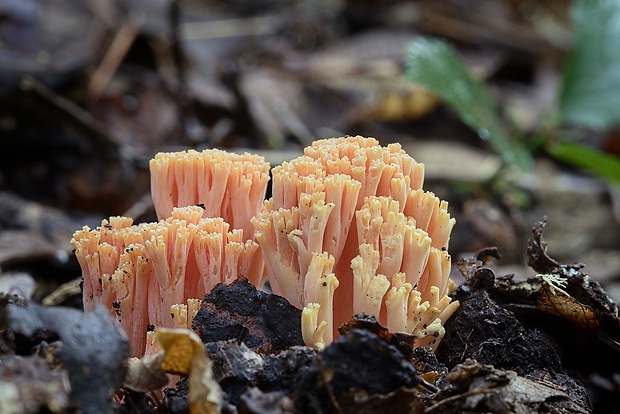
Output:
[
  {"xmin": 316, "ymin": 355, "xmax": 343, "ymax": 413},
  {"xmin": 20, "ymin": 76, "xmax": 118, "ymax": 155},
  {"xmin": 425, "ymin": 388, "xmax": 497, "ymax": 413},
  {"xmin": 88, "ymin": 16, "xmax": 142, "ymax": 102}
]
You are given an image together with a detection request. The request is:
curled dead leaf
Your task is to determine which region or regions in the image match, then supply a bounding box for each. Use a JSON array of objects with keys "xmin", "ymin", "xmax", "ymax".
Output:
[
  {"xmin": 124, "ymin": 354, "xmax": 168, "ymax": 393},
  {"xmin": 123, "ymin": 328, "xmax": 222, "ymax": 414},
  {"xmin": 440, "ymin": 360, "xmax": 586, "ymax": 413},
  {"xmin": 537, "ymin": 277, "xmax": 598, "ymax": 332},
  {"xmin": 157, "ymin": 329, "xmax": 200, "ymax": 376},
  {"xmin": 157, "ymin": 328, "xmax": 222, "ymax": 414}
]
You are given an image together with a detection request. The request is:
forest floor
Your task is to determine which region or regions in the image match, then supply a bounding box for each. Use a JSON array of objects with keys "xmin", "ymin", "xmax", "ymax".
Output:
[{"xmin": 0, "ymin": 1, "xmax": 619, "ymax": 413}]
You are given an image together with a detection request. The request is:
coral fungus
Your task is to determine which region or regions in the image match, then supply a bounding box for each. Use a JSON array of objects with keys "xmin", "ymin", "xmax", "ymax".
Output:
[
  {"xmin": 252, "ymin": 136, "xmax": 458, "ymax": 349},
  {"xmin": 73, "ymin": 137, "xmax": 458, "ymax": 355},
  {"xmin": 72, "ymin": 207, "xmax": 261, "ymax": 356},
  {"xmin": 149, "ymin": 149, "xmax": 270, "ymax": 242},
  {"xmin": 72, "ymin": 149, "xmax": 270, "ymax": 356}
]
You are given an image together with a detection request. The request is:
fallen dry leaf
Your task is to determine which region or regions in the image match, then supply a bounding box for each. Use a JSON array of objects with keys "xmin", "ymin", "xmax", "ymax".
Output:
[
  {"xmin": 441, "ymin": 360, "xmax": 587, "ymax": 414},
  {"xmin": 537, "ymin": 275, "xmax": 598, "ymax": 332},
  {"xmin": 124, "ymin": 353, "xmax": 168, "ymax": 393},
  {"xmin": 124, "ymin": 328, "xmax": 223, "ymax": 413},
  {"xmin": 157, "ymin": 328, "xmax": 222, "ymax": 414}
]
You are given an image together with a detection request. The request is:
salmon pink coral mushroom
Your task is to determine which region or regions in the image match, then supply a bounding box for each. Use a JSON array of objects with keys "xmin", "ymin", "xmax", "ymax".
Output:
[
  {"xmin": 149, "ymin": 148, "xmax": 270, "ymax": 243},
  {"xmin": 253, "ymin": 135, "xmax": 458, "ymax": 349},
  {"xmin": 74, "ymin": 148, "xmax": 270, "ymax": 356},
  {"xmin": 72, "ymin": 205, "xmax": 260, "ymax": 356},
  {"xmin": 73, "ymin": 137, "xmax": 457, "ymax": 355}
]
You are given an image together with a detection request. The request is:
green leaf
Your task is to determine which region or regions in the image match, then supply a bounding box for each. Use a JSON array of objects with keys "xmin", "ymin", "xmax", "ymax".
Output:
[
  {"xmin": 406, "ymin": 38, "xmax": 532, "ymax": 170},
  {"xmin": 549, "ymin": 141, "xmax": 620, "ymax": 185},
  {"xmin": 560, "ymin": 0, "xmax": 620, "ymax": 129}
]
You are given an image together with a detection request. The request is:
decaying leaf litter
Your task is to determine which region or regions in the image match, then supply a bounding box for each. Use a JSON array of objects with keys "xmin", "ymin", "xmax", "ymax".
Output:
[{"xmin": 1, "ymin": 0, "xmax": 620, "ymax": 413}]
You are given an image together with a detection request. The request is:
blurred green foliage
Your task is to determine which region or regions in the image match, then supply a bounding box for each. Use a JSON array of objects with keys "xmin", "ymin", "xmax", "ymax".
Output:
[
  {"xmin": 560, "ymin": 0, "xmax": 620, "ymax": 129},
  {"xmin": 405, "ymin": 0, "xmax": 620, "ymax": 184},
  {"xmin": 406, "ymin": 39, "xmax": 533, "ymax": 170}
]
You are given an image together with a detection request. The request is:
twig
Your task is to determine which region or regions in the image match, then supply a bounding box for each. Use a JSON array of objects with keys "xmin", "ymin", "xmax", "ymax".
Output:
[
  {"xmin": 42, "ymin": 277, "xmax": 82, "ymax": 306},
  {"xmin": 169, "ymin": 0, "xmax": 189, "ymax": 142},
  {"xmin": 316, "ymin": 355, "xmax": 342, "ymax": 414},
  {"xmin": 181, "ymin": 16, "xmax": 280, "ymax": 40},
  {"xmin": 88, "ymin": 15, "xmax": 142, "ymax": 102},
  {"xmin": 271, "ymin": 94, "xmax": 315, "ymax": 147},
  {"xmin": 170, "ymin": 0, "xmax": 185, "ymax": 89},
  {"xmin": 417, "ymin": 4, "xmax": 561, "ymax": 57},
  {"xmin": 425, "ymin": 388, "xmax": 497, "ymax": 413},
  {"xmin": 459, "ymin": 329, "xmax": 473, "ymax": 362},
  {"xmin": 20, "ymin": 76, "xmax": 118, "ymax": 155}
]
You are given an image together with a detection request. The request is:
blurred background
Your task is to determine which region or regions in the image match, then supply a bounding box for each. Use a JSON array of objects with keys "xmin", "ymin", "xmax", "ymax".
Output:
[{"xmin": 0, "ymin": 0, "xmax": 619, "ymax": 307}]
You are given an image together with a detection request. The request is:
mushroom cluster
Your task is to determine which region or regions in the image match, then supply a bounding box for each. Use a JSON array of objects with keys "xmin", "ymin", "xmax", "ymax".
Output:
[
  {"xmin": 72, "ymin": 136, "xmax": 458, "ymax": 355},
  {"xmin": 72, "ymin": 149, "xmax": 269, "ymax": 356},
  {"xmin": 252, "ymin": 136, "xmax": 458, "ymax": 349},
  {"xmin": 149, "ymin": 148, "xmax": 270, "ymax": 244}
]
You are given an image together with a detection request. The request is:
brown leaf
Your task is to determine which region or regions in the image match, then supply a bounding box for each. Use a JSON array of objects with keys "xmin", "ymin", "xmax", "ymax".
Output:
[
  {"xmin": 441, "ymin": 360, "xmax": 587, "ymax": 414},
  {"xmin": 156, "ymin": 328, "xmax": 222, "ymax": 414},
  {"xmin": 124, "ymin": 353, "xmax": 168, "ymax": 393},
  {"xmin": 537, "ymin": 279, "xmax": 598, "ymax": 332}
]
